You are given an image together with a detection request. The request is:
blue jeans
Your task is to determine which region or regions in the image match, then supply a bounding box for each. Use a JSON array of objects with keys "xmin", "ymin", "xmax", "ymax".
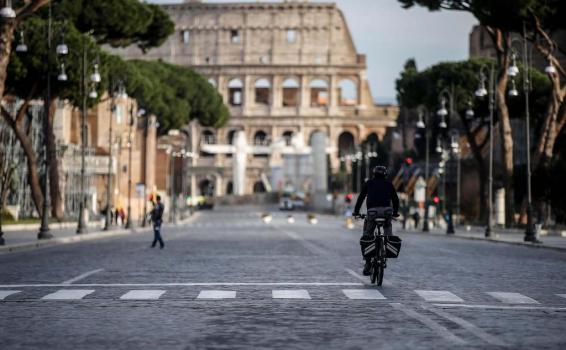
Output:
[{"xmin": 152, "ymin": 220, "xmax": 164, "ymax": 248}]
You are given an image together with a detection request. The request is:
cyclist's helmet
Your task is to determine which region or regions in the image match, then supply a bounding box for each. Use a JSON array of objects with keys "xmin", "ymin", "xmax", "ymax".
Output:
[{"xmin": 372, "ymin": 165, "xmax": 388, "ymax": 178}]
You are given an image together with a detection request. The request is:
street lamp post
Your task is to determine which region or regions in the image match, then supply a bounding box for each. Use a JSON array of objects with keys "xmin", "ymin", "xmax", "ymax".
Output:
[
  {"xmin": 416, "ymin": 105, "xmax": 430, "ymax": 232},
  {"xmin": 475, "ymin": 64, "xmax": 496, "ymax": 237},
  {"xmin": 77, "ymin": 37, "xmax": 100, "ymax": 234},
  {"xmin": 507, "ymin": 26, "xmax": 538, "ymax": 242},
  {"xmin": 125, "ymin": 103, "xmax": 134, "ymax": 229},
  {"xmin": 103, "ymin": 86, "xmax": 115, "ymax": 231}
]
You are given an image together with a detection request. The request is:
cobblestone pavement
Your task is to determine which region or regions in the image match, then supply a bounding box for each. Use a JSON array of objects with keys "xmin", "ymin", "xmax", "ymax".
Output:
[{"xmin": 1, "ymin": 206, "xmax": 565, "ymax": 350}]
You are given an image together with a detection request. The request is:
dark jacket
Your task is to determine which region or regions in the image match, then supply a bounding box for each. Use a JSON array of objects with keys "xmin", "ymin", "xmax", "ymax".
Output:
[
  {"xmin": 353, "ymin": 177, "xmax": 400, "ymax": 214},
  {"xmin": 150, "ymin": 202, "xmax": 164, "ymax": 222}
]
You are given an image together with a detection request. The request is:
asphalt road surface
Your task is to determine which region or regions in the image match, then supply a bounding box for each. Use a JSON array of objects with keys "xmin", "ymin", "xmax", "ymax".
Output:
[{"xmin": 1, "ymin": 205, "xmax": 565, "ymax": 350}]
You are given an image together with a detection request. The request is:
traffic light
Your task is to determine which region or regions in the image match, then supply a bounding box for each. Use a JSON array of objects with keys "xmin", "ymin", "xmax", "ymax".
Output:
[
  {"xmin": 405, "ymin": 157, "xmax": 413, "ymax": 166},
  {"xmin": 433, "ymin": 196, "xmax": 440, "ymax": 204}
]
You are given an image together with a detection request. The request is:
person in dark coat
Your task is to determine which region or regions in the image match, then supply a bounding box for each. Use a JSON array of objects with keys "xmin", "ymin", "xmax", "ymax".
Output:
[{"xmin": 150, "ymin": 195, "xmax": 165, "ymax": 249}]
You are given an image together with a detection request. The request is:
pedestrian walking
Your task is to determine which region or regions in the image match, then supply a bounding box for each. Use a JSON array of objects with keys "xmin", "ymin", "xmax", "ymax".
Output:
[
  {"xmin": 150, "ymin": 195, "xmax": 165, "ymax": 249},
  {"xmin": 412, "ymin": 211, "xmax": 420, "ymax": 230}
]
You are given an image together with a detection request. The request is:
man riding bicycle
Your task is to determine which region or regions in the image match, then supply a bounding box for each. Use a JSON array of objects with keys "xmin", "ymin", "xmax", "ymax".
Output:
[{"xmin": 352, "ymin": 165, "xmax": 400, "ymax": 276}]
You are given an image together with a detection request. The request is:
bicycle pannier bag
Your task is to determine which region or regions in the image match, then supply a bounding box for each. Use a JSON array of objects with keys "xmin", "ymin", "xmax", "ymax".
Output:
[{"xmin": 385, "ymin": 236, "xmax": 402, "ymax": 258}]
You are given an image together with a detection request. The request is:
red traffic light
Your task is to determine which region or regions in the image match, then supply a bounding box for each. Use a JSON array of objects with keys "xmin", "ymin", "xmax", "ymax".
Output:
[
  {"xmin": 433, "ymin": 196, "xmax": 440, "ymax": 204},
  {"xmin": 405, "ymin": 157, "xmax": 413, "ymax": 165}
]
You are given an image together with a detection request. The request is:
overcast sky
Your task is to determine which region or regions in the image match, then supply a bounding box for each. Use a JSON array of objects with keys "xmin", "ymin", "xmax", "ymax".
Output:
[{"xmin": 149, "ymin": 0, "xmax": 478, "ymax": 103}]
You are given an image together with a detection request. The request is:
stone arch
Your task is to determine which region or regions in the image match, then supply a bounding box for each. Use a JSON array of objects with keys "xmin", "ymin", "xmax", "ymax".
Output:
[
  {"xmin": 253, "ymin": 181, "xmax": 267, "ymax": 193},
  {"xmin": 308, "ymin": 129, "xmax": 325, "ymax": 146},
  {"xmin": 282, "ymin": 130, "xmax": 294, "ymax": 146},
  {"xmin": 199, "ymin": 178, "xmax": 214, "ymax": 197},
  {"xmin": 228, "ymin": 78, "xmax": 244, "ymax": 106},
  {"xmin": 207, "ymin": 78, "xmax": 217, "ymax": 88},
  {"xmin": 309, "ymin": 79, "xmax": 329, "ymax": 107},
  {"xmin": 338, "ymin": 79, "xmax": 358, "ymax": 106},
  {"xmin": 226, "ymin": 181, "xmax": 233, "ymax": 195},
  {"xmin": 338, "ymin": 131, "xmax": 355, "ymax": 157},
  {"xmin": 253, "ymin": 130, "xmax": 269, "ymax": 146},
  {"xmin": 282, "ymin": 77, "xmax": 300, "ymax": 107},
  {"xmin": 254, "ymin": 78, "xmax": 271, "ymax": 105},
  {"xmin": 201, "ymin": 129, "xmax": 215, "ymax": 145}
]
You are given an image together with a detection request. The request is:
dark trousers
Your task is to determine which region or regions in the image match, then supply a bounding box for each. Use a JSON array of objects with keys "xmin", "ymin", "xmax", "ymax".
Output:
[{"xmin": 152, "ymin": 220, "xmax": 164, "ymax": 248}]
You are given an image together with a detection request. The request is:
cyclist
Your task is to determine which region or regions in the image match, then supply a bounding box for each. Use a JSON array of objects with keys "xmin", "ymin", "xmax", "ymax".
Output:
[{"xmin": 352, "ymin": 165, "xmax": 400, "ymax": 275}]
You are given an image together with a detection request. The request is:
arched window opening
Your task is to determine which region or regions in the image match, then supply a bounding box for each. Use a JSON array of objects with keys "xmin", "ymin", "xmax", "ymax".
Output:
[
  {"xmin": 282, "ymin": 131, "xmax": 294, "ymax": 147},
  {"xmin": 282, "ymin": 78, "xmax": 299, "ymax": 107},
  {"xmin": 254, "ymin": 130, "xmax": 269, "ymax": 146},
  {"xmin": 199, "ymin": 179, "xmax": 214, "ymax": 197},
  {"xmin": 255, "ymin": 78, "xmax": 271, "ymax": 106},
  {"xmin": 338, "ymin": 132, "xmax": 355, "ymax": 157},
  {"xmin": 310, "ymin": 79, "xmax": 329, "ymax": 107},
  {"xmin": 338, "ymin": 79, "xmax": 358, "ymax": 106},
  {"xmin": 208, "ymin": 78, "xmax": 217, "ymax": 88},
  {"xmin": 253, "ymin": 181, "xmax": 267, "ymax": 193},
  {"xmin": 226, "ymin": 182, "xmax": 234, "ymax": 195},
  {"xmin": 201, "ymin": 130, "xmax": 215, "ymax": 145},
  {"xmin": 228, "ymin": 78, "xmax": 243, "ymax": 106}
]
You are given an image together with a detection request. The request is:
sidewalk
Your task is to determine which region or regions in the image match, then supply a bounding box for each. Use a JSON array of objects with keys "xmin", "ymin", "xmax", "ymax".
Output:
[
  {"xmin": 0, "ymin": 213, "xmax": 200, "ymax": 254},
  {"xmin": 418, "ymin": 224, "xmax": 566, "ymax": 251}
]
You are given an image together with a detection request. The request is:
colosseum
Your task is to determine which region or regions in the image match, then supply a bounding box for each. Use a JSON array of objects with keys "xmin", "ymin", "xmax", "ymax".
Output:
[{"xmin": 113, "ymin": 0, "xmax": 398, "ymax": 196}]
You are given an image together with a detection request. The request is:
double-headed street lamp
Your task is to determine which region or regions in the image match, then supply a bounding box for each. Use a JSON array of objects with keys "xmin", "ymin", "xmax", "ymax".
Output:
[
  {"xmin": 475, "ymin": 64, "xmax": 496, "ymax": 238},
  {"xmin": 15, "ymin": 3, "xmax": 68, "ymax": 239},
  {"xmin": 416, "ymin": 105, "xmax": 431, "ymax": 232},
  {"xmin": 506, "ymin": 24, "xmax": 552, "ymax": 243},
  {"xmin": 76, "ymin": 36, "xmax": 102, "ymax": 234}
]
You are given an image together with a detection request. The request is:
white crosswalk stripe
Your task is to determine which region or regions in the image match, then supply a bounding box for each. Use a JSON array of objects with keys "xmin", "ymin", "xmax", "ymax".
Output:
[
  {"xmin": 41, "ymin": 289, "xmax": 95, "ymax": 300},
  {"xmin": 272, "ymin": 289, "xmax": 311, "ymax": 299},
  {"xmin": 0, "ymin": 290, "xmax": 20, "ymax": 300},
  {"xmin": 415, "ymin": 290, "xmax": 464, "ymax": 303},
  {"xmin": 487, "ymin": 292, "xmax": 539, "ymax": 304},
  {"xmin": 343, "ymin": 289, "xmax": 386, "ymax": 300},
  {"xmin": 119, "ymin": 290, "xmax": 166, "ymax": 300},
  {"xmin": 197, "ymin": 290, "xmax": 236, "ymax": 299}
]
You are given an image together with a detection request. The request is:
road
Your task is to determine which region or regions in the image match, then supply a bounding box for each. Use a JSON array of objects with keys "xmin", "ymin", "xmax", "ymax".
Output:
[{"xmin": 1, "ymin": 205, "xmax": 565, "ymax": 349}]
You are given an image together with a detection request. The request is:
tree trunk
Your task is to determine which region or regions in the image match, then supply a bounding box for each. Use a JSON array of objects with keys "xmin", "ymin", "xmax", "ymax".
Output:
[
  {"xmin": 496, "ymin": 64, "xmax": 515, "ymax": 227},
  {"xmin": 0, "ymin": 20, "xmax": 16, "ymax": 100},
  {"xmin": 46, "ymin": 99, "xmax": 63, "ymax": 220},
  {"xmin": 0, "ymin": 109, "xmax": 44, "ymax": 216}
]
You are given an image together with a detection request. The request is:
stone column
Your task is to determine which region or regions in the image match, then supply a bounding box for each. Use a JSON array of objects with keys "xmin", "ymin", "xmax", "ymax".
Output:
[
  {"xmin": 311, "ymin": 131, "xmax": 330, "ymax": 210},
  {"xmin": 233, "ymin": 130, "xmax": 248, "ymax": 196}
]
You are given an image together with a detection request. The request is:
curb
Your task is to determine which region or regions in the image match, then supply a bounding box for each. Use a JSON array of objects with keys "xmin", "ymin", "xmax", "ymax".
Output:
[
  {"xmin": 2, "ymin": 220, "xmax": 105, "ymax": 232},
  {"xmin": 431, "ymin": 232, "xmax": 566, "ymax": 253},
  {"xmin": 0, "ymin": 213, "xmax": 201, "ymax": 255}
]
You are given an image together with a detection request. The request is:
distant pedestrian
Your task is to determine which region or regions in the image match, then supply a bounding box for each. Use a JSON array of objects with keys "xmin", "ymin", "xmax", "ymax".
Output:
[
  {"xmin": 412, "ymin": 211, "xmax": 420, "ymax": 230},
  {"xmin": 150, "ymin": 195, "xmax": 165, "ymax": 249}
]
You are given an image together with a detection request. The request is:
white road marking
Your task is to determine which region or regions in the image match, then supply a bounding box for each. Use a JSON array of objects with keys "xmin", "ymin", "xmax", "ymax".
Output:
[
  {"xmin": 273, "ymin": 289, "xmax": 311, "ymax": 299},
  {"xmin": 434, "ymin": 303, "xmax": 566, "ymax": 311},
  {"xmin": 0, "ymin": 282, "xmax": 362, "ymax": 288},
  {"xmin": 41, "ymin": 289, "xmax": 95, "ymax": 300},
  {"xmin": 343, "ymin": 289, "xmax": 386, "ymax": 300},
  {"xmin": 119, "ymin": 290, "xmax": 166, "ymax": 300},
  {"xmin": 0, "ymin": 290, "xmax": 20, "ymax": 300},
  {"xmin": 62, "ymin": 269, "xmax": 104, "ymax": 285},
  {"xmin": 557, "ymin": 294, "xmax": 566, "ymax": 299},
  {"xmin": 197, "ymin": 290, "xmax": 237, "ymax": 299},
  {"xmin": 487, "ymin": 292, "xmax": 539, "ymax": 304},
  {"xmin": 415, "ymin": 290, "xmax": 464, "ymax": 303},
  {"xmin": 423, "ymin": 305, "xmax": 507, "ymax": 346},
  {"xmin": 344, "ymin": 268, "xmax": 394, "ymax": 287},
  {"xmin": 390, "ymin": 303, "xmax": 467, "ymax": 345},
  {"xmin": 274, "ymin": 226, "xmax": 329, "ymax": 256}
]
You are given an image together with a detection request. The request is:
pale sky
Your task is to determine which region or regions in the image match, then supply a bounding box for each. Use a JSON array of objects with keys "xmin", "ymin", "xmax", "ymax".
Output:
[{"xmin": 149, "ymin": 0, "xmax": 478, "ymax": 103}]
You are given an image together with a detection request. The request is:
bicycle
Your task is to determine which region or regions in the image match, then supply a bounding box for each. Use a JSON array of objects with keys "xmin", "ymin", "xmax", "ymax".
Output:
[{"xmin": 355, "ymin": 212, "xmax": 401, "ymax": 286}]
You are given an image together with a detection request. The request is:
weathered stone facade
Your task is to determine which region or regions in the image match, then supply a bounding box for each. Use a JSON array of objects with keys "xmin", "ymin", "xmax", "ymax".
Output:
[{"xmin": 112, "ymin": 0, "xmax": 397, "ymax": 196}]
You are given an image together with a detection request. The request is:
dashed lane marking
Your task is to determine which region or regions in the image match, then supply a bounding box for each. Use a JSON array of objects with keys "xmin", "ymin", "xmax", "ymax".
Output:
[
  {"xmin": 390, "ymin": 303, "xmax": 467, "ymax": 345},
  {"xmin": 557, "ymin": 294, "xmax": 566, "ymax": 299},
  {"xmin": 272, "ymin": 289, "xmax": 311, "ymax": 299},
  {"xmin": 434, "ymin": 303, "xmax": 566, "ymax": 311},
  {"xmin": 486, "ymin": 292, "xmax": 539, "ymax": 304},
  {"xmin": 0, "ymin": 282, "xmax": 362, "ymax": 288},
  {"xmin": 0, "ymin": 290, "xmax": 20, "ymax": 300},
  {"xmin": 41, "ymin": 289, "xmax": 95, "ymax": 300},
  {"xmin": 62, "ymin": 269, "xmax": 104, "ymax": 285},
  {"xmin": 422, "ymin": 305, "xmax": 507, "ymax": 346},
  {"xmin": 415, "ymin": 290, "xmax": 464, "ymax": 303},
  {"xmin": 119, "ymin": 290, "xmax": 166, "ymax": 300},
  {"xmin": 343, "ymin": 289, "xmax": 386, "ymax": 300},
  {"xmin": 197, "ymin": 290, "xmax": 237, "ymax": 299}
]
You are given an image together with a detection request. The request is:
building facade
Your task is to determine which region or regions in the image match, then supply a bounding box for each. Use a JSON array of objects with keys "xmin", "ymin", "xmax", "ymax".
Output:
[{"xmin": 112, "ymin": 0, "xmax": 397, "ymax": 196}]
